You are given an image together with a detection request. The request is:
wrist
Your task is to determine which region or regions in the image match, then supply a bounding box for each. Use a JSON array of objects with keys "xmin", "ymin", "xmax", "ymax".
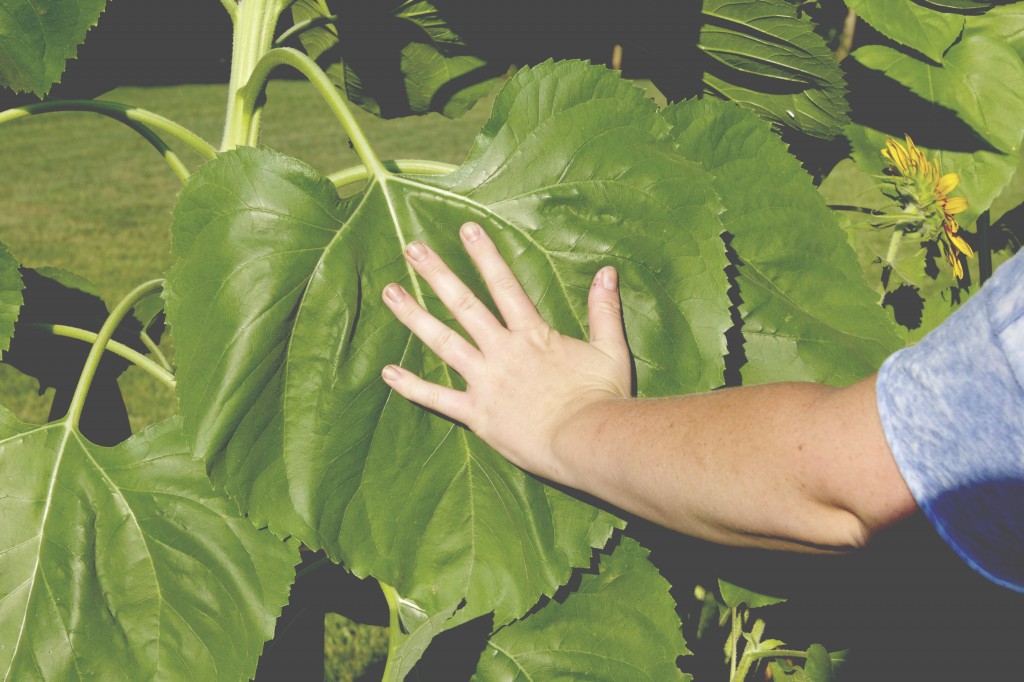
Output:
[{"xmin": 547, "ymin": 393, "xmax": 628, "ymax": 490}]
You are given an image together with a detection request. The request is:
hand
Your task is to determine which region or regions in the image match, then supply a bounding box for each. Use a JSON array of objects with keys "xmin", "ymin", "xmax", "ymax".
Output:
[{"xmin": 380, "ymin": 222, "xmax": 633, "ymax": 484}]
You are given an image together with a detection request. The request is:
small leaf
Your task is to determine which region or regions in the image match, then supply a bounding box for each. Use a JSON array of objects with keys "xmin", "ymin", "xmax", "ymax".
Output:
[
  {"xmin": 803, "ymin": 643, "xmax": 837, "ymax": 682},
  {"xmin": 845, "ymin": 0, "xmax": 964, "ymax": 64},
  {"xmin": 472, "ymin": 538, "xmax": 690, "ymax": 681},
  {"xmin": 699, "ymin": 0, "xmax": 850, "ymax": 139},
  {"xmin": 0, "ymin": 241, "xmax": 23, "ymax": 356},
  {"xmin": 717, "ymin": 579, "xmax": 786, "ymax": 609},
  {"xmin": 0, "ymin": 414, "xmax": 299, "ymax": 681},
  {"xmin": 0, "ymin": 0, "xmax": 108, "ymax": 96}
]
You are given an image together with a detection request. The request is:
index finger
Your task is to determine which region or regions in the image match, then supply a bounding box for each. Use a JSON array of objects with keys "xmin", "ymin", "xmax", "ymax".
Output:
[{"xmin": 459, "ymin": 223, "xmax": 544, "ymax": 331}]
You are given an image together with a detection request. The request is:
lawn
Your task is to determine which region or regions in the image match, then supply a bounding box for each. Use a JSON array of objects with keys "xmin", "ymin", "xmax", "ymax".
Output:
[{"xmin": 0, "ymin": 78, "xmax": 493, "ymax": 681}]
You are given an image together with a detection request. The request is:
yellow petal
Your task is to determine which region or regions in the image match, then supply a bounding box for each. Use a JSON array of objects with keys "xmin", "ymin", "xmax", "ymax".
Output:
[
  {"xmin": 948, "ymin": 250, "xmax": 965, "ymax": 280},
  {"xmin": 936, "ymin": 173, "xmax": 960, "ymax": 196},
  {"xmin": 943, "ymin": 196, "xmax": 968, "ymax": 215},
  {"xmin": 886, "ymin": 139, "xmax": 910, "ymax": 173},
  {"xmin": 951, "ymin": 233, "xmax": 975, "ymax": 258}
]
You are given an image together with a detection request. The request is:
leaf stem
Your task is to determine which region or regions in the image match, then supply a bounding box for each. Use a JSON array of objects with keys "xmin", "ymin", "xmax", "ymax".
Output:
[
  {"xmin": 27, "ymin": 323, "xmax": 175, "ymax": 389},
  {"xmin": 380, "ymin": 581, "xmax": 403, "ymax": 682},
  {"xmin": 0, "ymin": 101, "xmax": 216, "ymax": 180},
  {"xmin": 220, "ymin": 0, "xmax": 238, "ymax": 21},
  {"xmin": 140, "ymin": 332, "xmax": 173, "ymax": 373},
  {"xmin": 730, "ymin": 608, "xmax": 740, "ymax": 680},
  {"xmin": 246, "ymin": 47, "xmax": 386, "ymax": 176},
  {"xmin": 329, "ymin": 159, "xmax": 458, "ymax": 189},
  {"xmin": 274, "ymin": 14, "xmax": 338, "ymax": 47},
  {"xmin": 66, "ymin": 280, "xmax": 167, "ymax": 430}
]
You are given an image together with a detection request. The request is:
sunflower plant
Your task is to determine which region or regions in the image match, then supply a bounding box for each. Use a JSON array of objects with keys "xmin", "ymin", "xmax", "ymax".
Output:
[{"xmin": 0, "ymin": 1, "xmax": 1022, "ymax": 680}]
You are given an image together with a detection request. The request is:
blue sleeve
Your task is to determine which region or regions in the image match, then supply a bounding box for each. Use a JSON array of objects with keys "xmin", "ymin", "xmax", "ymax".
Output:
[{"xmin": 876, "ymin": 250, "xmax": 1024, "ymax": 593}]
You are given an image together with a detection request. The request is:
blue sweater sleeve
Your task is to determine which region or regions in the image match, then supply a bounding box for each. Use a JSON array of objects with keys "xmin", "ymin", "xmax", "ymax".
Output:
[{"xmin": 876, "ymin": 250, "xmax": 1024, "ymax": 593}]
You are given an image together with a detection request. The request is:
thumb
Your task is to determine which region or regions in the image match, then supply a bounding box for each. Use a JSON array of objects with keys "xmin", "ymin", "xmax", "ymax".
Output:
[{"xmin": 587, "ymin": 266, "xmax": 628, "ymax": 354}]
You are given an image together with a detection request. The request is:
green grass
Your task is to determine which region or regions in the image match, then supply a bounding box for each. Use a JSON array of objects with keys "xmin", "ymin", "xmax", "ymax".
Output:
[
  {"xmin": 0, "ymin": 79, "xmax": 493, "ymax": 431},
  {"xmin": 0, "ymin": 78, "xmax": 493, "ymax": 680}
]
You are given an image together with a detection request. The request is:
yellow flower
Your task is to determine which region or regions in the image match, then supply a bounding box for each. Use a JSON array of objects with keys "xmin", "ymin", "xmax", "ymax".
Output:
[{"xmin": 881, "ymin": 135, "xmax": 973, "ymax": 281}]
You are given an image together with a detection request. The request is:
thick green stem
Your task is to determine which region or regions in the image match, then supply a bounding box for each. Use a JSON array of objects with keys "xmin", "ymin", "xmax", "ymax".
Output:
[
  {"xmin": 29, "ymin": 323, "xmax": 175, "ymax": 389},
  {"xmin": 66, "ymin": 280, "xmax": 166, "ymax": 430},
  {"xmin": 380, "ymin": 582, "xmax": 403, "ymax": 682},
  {"xmin": 729, "ymin": 608, "xmax": 740, "ymax": 680},
  {"xmin": 222, "ymin": 0, "xmax": 286, "ymax": 150},
  {"xmin": 220, "ymin": 0, "xmax": 238, "ymax": 20},
  {"xmin": 329, "ymin": 159, "xmax": 458, "ymax": 189},
  {"xmin": 0, "ymin": 101, "xmax": 216, "ymax": 181},
  {"xmin": 246, "ymin": 47, "xmax": 386, "ymax": 176}
]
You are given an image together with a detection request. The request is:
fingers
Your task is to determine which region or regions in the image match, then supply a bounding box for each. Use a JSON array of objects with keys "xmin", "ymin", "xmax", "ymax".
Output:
[
  {"xmin": 403, "ymin": 238, "xmax": 503, "ymax": 345},
  {"xmin": 459, "ymin": 223, "xmax": 544, "ymax": 330},
  {"xmin": 587, "ymin": 266, "xmax": 629, "ymax": 356},
  {"xmin": 381, "ymin": 364, "xmax": 472, "ymax": 425},
  {"xmin": 383, "ymin": 283, "xmax": 482, "ymax": 378}
]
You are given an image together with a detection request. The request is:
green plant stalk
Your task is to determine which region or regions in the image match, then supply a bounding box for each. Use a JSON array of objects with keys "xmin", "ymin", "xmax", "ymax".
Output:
[
  {"xmin": 246, "ymin": 47, "xmax": 387, "ymax": 176},
  {"xmin": 0, "ymin": 101, "xmax": 217, "ymax": 181},
  {"xmin": 329, "ymin": 159, "xmax": 459, "ymax": 189},
  {"xmin": 220, "ymin": 0, "xmax": 238, "ymax": 21},
  {"xmin": 729, "ymin": 607, "xmax": 740, "ymax": 680},
  {"xmin": 222, "ymin": 0, "xmax": 286, "ymax": 150},
  {"xmin": 274, "ymin": 14, "xmax": 338, "ymax": 47},
  {"xmin": 28, "ymin": 323, "xmax": 176, "ymax": 389},
  {"xmin": 140, "ymin": 332, "xmax": 173, "ymax": 373},
  {"xmin": 380, "ymin": 582, "xmax": 403, "ymax": 682},
  {"xmin": 66, "ymin": 280, "xmax": 166, "ymax": 430}
]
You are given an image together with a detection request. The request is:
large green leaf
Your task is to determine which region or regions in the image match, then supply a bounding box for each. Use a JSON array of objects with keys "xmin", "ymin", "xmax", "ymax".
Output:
[
  {"xmin": 0, "ymin": 241, "xmax": 22, "ymax": 356},
  {"xmin": 668, "ymin": 99, "xmax": 902, "ymax": 386},
  {"xmin": 0, "ymin": 414, "xmax": 298, "ymax": 681},
  {"xmin": 844, "ymin": 0, "xmax": 964, "ymax": 64},
  {"xmin": 967, "ymin": 2, "xmax": 1024, "ymax": 59},
  {"xmin": 0, "ymin": 0, "xmax": 107, "ymax": 97},
  {"xmin": 851, "ymin": 33, "xmax": 1024, "ymax": 153},
  {"xmin": 699, "ymin": 0, "xmax": 850, "ymax": 139},
  {"xmin": 473, "ymin": 537, "xmax": 689, "ymax": 681},
  {"xmin": 165, "ymin": 61, "xmax": 731, "ymax": 629},
  {"xmin": 290, "ymin": 0, "xmax": 503, "ymax": 118}
]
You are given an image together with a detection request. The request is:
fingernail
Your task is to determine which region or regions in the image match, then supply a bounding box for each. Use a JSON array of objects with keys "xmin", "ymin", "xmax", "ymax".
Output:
[
  {"xmin": 382, "ymin": 365, "xmax": 402, "ymax": 382},
  {"xmin": 405, "ymin": 241, "xmax": 427, "ymax": 262},
  {"xmin": 383, "ymin": 283, "xmax": 404, "ymax": 303},
  {"xmin": 461, "ymin": 222, "xmax": 481, "ymax": 242},
  {"xmin": 600, "ymin": 266, "xmax": 618, "ymax": 291}
]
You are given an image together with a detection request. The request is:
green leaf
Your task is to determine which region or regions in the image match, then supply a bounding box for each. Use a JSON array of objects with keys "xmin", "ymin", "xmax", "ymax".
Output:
[
  {"xmin": 0, "ymin": 0, "xmax": 108, "ymax": 97},
  {"xmin": 473, "ymin": 538, "xmax": 690, "ymax": 681},
  {"xmin": 844, "ymin": 0, "xmax": 964, "ymax": 63},
  {"xmin": 717, "ymin": 579, "xmax": 786, "ymax": 609},
  {"xmin": 0, "ymin": 414, "xmax": 299, "ymax": 681},
  {"xmin": 966, "ymin": 3, "xmax": 1024, "ymax": 60},
  {"xmin": 699, "ymin": 0, "xmax": 850, "ymax": 139},
  {"xmin": 851, "ymin": 34, "xmax": 1024, "ymax": 153},
  {"xmin": 803, "ymin": 643, "xmax": 837, "ymax": 682},
  {"xmin": 668, "ymin": 99, "xmax": 902, "ymax": 386},
  {"xmin": 290, "ymin": 0, "xmax": 503, "ymax": 118},
  {"xmin": 165, "ymin": 61, "xmax": 731, "ymax": 628},
  {"xmin": 0, "ymin": 241, "xmax": 22, "ymax": 356}
]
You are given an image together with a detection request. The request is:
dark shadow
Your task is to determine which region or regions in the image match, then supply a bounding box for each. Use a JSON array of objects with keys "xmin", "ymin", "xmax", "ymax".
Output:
[
  {"xmin": 721, "ymin": 232, "xmax": 746, "ymax": 387},
  {"xmin": 3, "ymin": 268, "xmax": 160, "ymax": 445},
  {"xmin": 406, "ymin": 612, "xmax": 494, "ymax": 681}
]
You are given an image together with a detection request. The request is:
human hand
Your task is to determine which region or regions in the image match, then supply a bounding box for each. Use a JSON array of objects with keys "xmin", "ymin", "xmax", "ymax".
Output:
[{"xmin": 380, "ymin": 222, "xmax": 633, "ymax": 484}]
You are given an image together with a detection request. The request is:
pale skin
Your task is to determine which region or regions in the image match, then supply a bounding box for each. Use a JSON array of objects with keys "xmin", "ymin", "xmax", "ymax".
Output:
[{"xmin": 381, "ymin": 222, "xmax": 918, "ymax": 554}]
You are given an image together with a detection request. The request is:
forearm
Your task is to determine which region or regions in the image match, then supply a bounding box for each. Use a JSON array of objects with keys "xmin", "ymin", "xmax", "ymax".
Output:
[{"xmin": 551, "ymin": 375, "xmax": 915, "ymax": 553}]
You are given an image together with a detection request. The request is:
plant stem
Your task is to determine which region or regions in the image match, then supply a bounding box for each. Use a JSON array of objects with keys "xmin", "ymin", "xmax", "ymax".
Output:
[
  {"xmin": 221, "ymin": 0, "xmax": 286, "ymax": 150},
  {"xmin": 246, "ymin": 47, "xmax": 386, "ymax": 177},
  {"xmin": 836, "ymin": 9, "xmax": 857, "ymax": 61},
  {"xmin": 66, "ymin": 280, "xmax": 166, "ymax": 431},
  {"xmin": 140, "ymin": 332, "xmax": 173, "ymax": 373},
  {"xmin": 0, "ymin": 101, "xmax": 217, "ymax": 181},
  {"xmin": 274, "ymin": 14, "xmax": 338, "ymax": 47},
  {"xmin": 220, "ymin": 0, "xmax": 238, "ymax": 21},
  {"xmin": 730, "ymin": 608, "xmax": 740, "ymax": 681},
  {"xmin": 380, "ymin": 582, "xmax": 403, "ymax": 682},
  {"xmin": 28, "ymin": 323, "xmax": 175, "ymax": 389},
  {"xmin": 329, "ymin": 159, "xmax": 458, "ymax": 189}
]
